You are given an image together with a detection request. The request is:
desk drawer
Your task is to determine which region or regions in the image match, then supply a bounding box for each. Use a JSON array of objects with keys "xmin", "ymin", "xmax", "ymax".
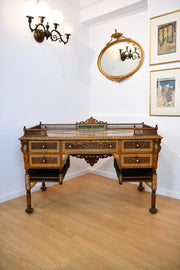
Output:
[
  {"xmin": 122, "ymin": 140, "xmax": 153, "ymax": 153},
  {"xmin": 29, "ymin": 154, "xmax": 60, "ymax": 168},
  {"xmin": 29, "ymin": 141, "xmax": 59, "ymax": 153},
  {"xmin": 121, "ymin": 154, "xmax": 152, "ymax": 168},
  {"xmin": 63, "ymin": 140, "xmax": 117, "ymax": 153}
]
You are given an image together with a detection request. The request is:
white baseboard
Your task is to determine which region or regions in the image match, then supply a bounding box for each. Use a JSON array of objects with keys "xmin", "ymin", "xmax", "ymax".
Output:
[
  {"xmin": 90, "ymin": 168, "xmax": 117, "ymax": 180},
  {"xmin": 156, "ymin": 188, "xmax": 180, "ymax": 200},
  {"xmin": 64, "ymin": 168, "xmax": 90, "ymax": 181},
  {"xmin": 0, "ymin": 169, "xmax": 90, "ymax": 204},
  {"xmin": 1, "ymin": 169, "xmax": 179, "ymax": 203},
  {"xmin": 90, "ymin": 169, "xmax": 180, "ymax": 200}
]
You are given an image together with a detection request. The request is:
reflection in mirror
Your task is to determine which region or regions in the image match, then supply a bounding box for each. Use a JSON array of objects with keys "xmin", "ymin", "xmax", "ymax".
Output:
[{"xmin": 97, "ymin": 30, "xmax": 144, "ymax": 82}]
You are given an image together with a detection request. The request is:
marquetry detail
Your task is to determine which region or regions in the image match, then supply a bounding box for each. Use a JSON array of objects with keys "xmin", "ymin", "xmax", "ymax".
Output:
[
  {"xmin": 62, "ymin": 154, "xmax": 69, "ymax": 161},
  {"xmin": 29, "ymin": 141, "xmax": 59, "ymax": 153},
  {"xmin": 121, "ymin": 154, "xmax": 152, "ymax": 167},
  {"xmin": 25, "ymin": 174, "xmax": 30, "ymax": 191},
  {"xmin": 76, "ymin": 117, "xmax": 107, "ymax": 131},
  {"xmin": 118, "ymin": 174, "xmax": 123, "ymax": 184},
  {"xmin": 113, "ymin": 154, "xmax": 119, "ymax": 160},
  {"xmin": 122, "ymin": 140, "xmax": 153, "ymax": 152},
  {"xmin": 145, "ymin": 181, "xmax": 152, "ymax": 189},
  {"xmin": 59, "ymin": 174, "xmax": 63, "ymax": 185},
  {"xmin": 154, "ymin": 140, "xmax": 161, "ymax": 152},
  {"xmin": 29, "ymin": 154, "xmax": 60, "ymax": 168},
  {"xmin": 71, "ymin": 154, "xmax": 111, "ymax": 167},
  {"xmin": 152, "ymin": 173, "xmax": 157, "ymax": 190},
  {"xmin": 21, "ymin": 141, "xmax": 28, "ymax": 153},
  {"xmin": 63, "ymin": 140, "xmax": 117, "ymax": 153}
]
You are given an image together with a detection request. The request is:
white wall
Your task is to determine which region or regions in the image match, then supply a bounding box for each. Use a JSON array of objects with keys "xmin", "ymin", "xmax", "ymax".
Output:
[
  {"xmin": 0, "ymin": 0, "xmax": 91, "ymax": 202},
  {"xmin": 88, "ymin": 0, "xmax": 180, "ymax": 199},
  {"xmin": 80, "ymin": 0, "xmax": 146, "ymax": 23}
]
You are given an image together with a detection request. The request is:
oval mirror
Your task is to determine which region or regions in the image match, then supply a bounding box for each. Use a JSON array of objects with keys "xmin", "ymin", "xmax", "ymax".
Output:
[{"xmin": 97, "ymin": 30, "xmax": 144, "ymax": 82}]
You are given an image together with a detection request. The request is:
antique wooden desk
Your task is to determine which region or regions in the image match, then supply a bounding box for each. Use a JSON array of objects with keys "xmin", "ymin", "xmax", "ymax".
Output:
[{"xmin": 19, "ymin": 117, "xmax": 162, "ymax": 214}]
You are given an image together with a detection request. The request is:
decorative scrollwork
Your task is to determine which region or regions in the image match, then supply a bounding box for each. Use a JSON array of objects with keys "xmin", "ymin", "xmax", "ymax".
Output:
[
  {"xmin": 71, "ymin": 154, "xmax": 111, "ymax": 166},
  {"xmin": 76, "ymin": 117, "xmax": 107, "ymax": 125},
  {"xmin": 65, "ymin": 141, "xmax": 116, "ymax": 150},
  {"xmin": 26, "ymin": 16, "xmax": 71, "ymax": 44}
]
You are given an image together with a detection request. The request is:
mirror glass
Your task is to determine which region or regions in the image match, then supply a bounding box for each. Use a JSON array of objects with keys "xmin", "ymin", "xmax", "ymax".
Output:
[
  {"xmin": 97, "ymin": 31, "xmax": 144, "ymax": 82},
  {"xmin": 101, "ymin": 42, "xmax": 142, "ymax": 76}
]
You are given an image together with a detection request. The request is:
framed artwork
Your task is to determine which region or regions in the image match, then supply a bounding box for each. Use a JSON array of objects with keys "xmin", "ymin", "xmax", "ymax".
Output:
[
  {"xmin": 150, "ymin": 10, "xmax": 180, "ymax": 65},
  {"xmin": 150, "ymin": 68, "xmax": 180, "ymax": 116}
]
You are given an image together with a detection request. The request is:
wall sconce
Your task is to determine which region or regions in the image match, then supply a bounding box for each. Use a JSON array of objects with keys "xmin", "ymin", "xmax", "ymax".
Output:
[
  {"xmin": 119, "ymin": 46, "xmax": 140, "ymax": 61},
  {"xmin": 24, "ymin": 1, "xmax": 71, "ymax": 44}
]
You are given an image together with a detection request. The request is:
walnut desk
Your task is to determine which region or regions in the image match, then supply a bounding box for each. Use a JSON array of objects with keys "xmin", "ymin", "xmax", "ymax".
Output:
[{"xmin": 19, "ymin": 117, "xmax": 162, "ymax": 214}]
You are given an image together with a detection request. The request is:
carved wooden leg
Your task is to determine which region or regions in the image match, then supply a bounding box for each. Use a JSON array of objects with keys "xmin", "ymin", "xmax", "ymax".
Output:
[
  {"xmin": 41, "ymin": 181, "xmax": 47, "ymax": 191},
  {"xmin": 118, "ymin": 170, "xmax": 123, "ymax": 185},
  {"xmin": 59, "ymin": 174, "xmax": 63, "ymax": 185},
  {"xmin": 25, "ymin": 190, "xmax": 33, "ymax": 214},
  {"xmin": 149, "ymin": 171, "xmax": 158, "ymax": 214},
  {"xmin": 25, "ymin": 172, "xmax": 33, "ymax": 214},
  {"xmin": 149, "ymin": 190, "xmax": 157, "ymax": 214},
  {"xmin": 137, "ymin": 181, "xmax": 144, "ymax": 191}
]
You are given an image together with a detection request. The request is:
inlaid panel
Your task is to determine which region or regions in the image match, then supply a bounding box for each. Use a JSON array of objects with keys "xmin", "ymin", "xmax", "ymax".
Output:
[
  {"xmin": 29, "ymin": 154, "xmax": 60, "ymax": 168},
  {"xmin": 29, "ymin": 141, "xmax": 59, "ymax": 153},
  {"xmin": 121, "ymin": 154, "xmax": 153, "ymax": 168},
  {"xmin": 122, "ymin": 140, "xmax": 153, "ymax": 152},
  {"xmin": 63, "ymin": 140, "xmax": 117, "ymax": 153}
]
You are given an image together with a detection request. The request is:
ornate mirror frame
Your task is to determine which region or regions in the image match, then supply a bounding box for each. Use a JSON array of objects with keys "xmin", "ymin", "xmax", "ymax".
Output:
[{"xmin": 97, "ymin": 30, "xmax": 144, "ymax": 82}]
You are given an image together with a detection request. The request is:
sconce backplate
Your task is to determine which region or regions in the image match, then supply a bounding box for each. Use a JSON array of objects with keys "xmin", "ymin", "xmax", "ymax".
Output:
[{"xmin": 34, "ymin": 30, "xmax": 45, "ymax": 43}]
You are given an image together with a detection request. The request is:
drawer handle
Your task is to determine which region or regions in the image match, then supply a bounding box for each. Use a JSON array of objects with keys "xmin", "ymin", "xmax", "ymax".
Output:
[
  {"xmin": 109, "ymin": 144, "xmax": 112, "ymax": 148},
  {"xmin": 136, "ymin": 144, "xmax": 140, "ymax": 148},
  {"xmin": 42, "ymin": 159, "xmax": 46, "ymax": 163},
  {"xmin": 69, "ymin": 145, "xmax": 72, "ymax": 148},
  {"xmin": 136, "ymin": 159, "xmax": 139, "ymax": 163},
  {"xmin": 42, "ymin": 145, "xmax": 45, "ymax": 148}
]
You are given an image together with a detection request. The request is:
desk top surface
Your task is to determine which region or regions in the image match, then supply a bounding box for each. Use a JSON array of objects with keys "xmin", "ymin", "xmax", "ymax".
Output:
[{"xmin": 46, "ymin": 129, "xmax": 134, "ymax": 137}]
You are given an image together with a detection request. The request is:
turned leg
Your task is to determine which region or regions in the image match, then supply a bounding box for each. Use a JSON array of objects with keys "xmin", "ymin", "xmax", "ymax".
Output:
[
  {"xmin": 149, "ymin": 171, "xmax": 158, "ymax": 214},
  {"xmin": 149, "ymin": 190, "xmax": 158, "ymax": 214},
  {"xmin": 137, "ymin": 181, "xmax": 144, "ymax": 191},
  {"xmin": 118, "ymin": 170, "xmax": 123, "ymax": 185},
  {"xmin": 59, "ymin": 173, "xmax": 63, "ymax": 185},
  {"xmin": 25, "ymin": 172, "xmax": 33, "ymax": 214},
  {"xmin": 25, "ymin": 190, "xmax": 33, "ymax": 214},
  {"xmin": 41, "ymin": 181, "xmax": 47, "ymax": 191}
]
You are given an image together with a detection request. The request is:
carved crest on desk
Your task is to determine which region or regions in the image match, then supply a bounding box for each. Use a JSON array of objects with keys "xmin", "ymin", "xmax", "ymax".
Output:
[{"xmin": 76, "ymin": 117, "xmax": 107, "ymax": 131}]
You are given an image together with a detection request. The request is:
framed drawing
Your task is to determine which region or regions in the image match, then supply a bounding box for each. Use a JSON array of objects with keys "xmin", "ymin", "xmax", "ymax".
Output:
[
  {"xmin": 150, "ymin": 10, "xmax": 180, "ymax": 65},
  {"xmin": 150, "ymin": 68, "xmax": 180, "ymax": 116}
]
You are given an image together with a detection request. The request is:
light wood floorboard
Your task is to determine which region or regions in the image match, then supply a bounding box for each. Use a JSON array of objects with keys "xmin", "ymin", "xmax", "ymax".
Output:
[{"xmin": 0, "ymin": 173, "xmax": 180, "ymax": 270}]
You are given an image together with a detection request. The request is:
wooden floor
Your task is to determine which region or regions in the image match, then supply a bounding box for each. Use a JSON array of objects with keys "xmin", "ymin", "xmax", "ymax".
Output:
[{"xmin": 0, "ymin": 173, "xmax": 180, "ymax": 270}]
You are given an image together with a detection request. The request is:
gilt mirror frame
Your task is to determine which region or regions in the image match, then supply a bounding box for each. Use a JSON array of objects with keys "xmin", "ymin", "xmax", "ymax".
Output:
[{"xmin": 97, "ymin": 30, "xmax": 144, "ymax": 82}]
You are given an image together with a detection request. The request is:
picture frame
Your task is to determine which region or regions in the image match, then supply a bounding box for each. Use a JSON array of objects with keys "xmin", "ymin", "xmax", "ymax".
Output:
[
  {"xmin": 150, "ymin": 68, "xmax": 180, "ymax": 116},
  {"xmin": 149, "ymin": 10, "xmax": 180, "ymax": 65}
]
